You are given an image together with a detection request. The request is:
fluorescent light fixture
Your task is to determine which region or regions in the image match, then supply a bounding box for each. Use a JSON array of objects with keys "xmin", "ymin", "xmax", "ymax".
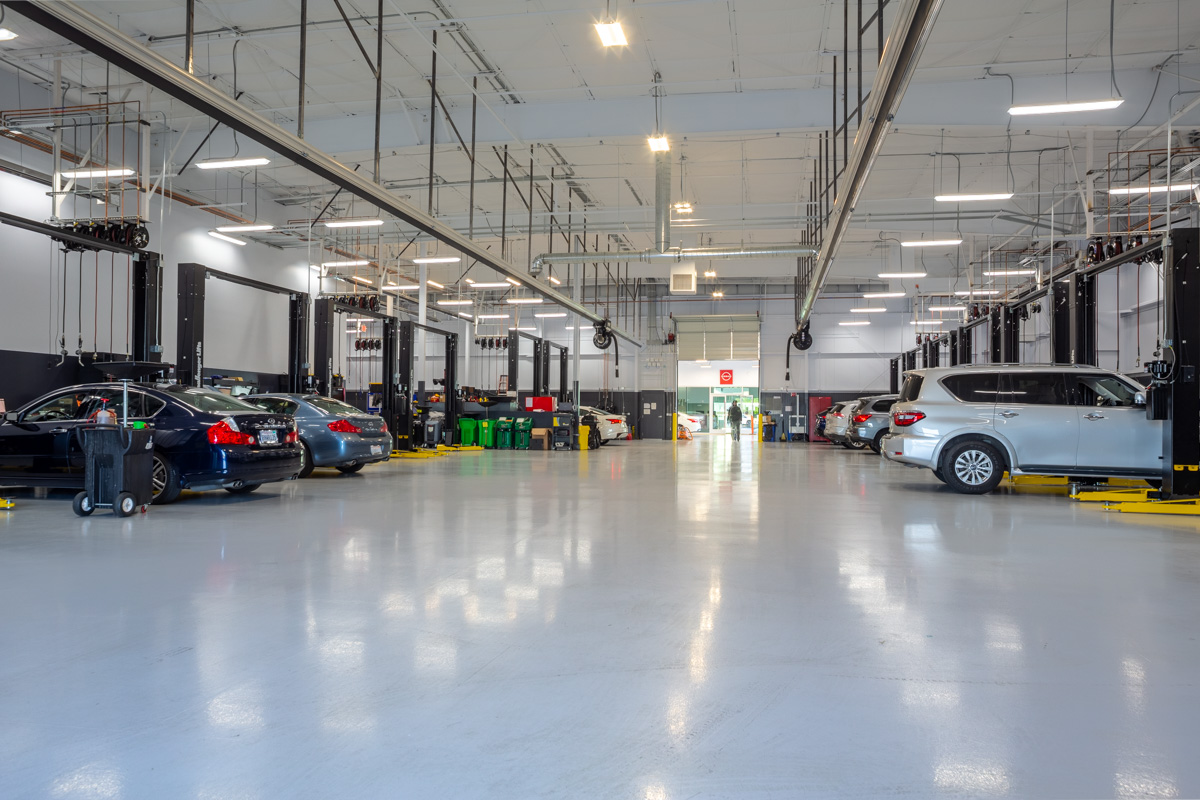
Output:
[
  {"xmin": 384, "ymin": 284, "xmax": 420, "ymax": 291},
  {"xmin": 458, "ymin": 312, "xmax": 475, "ymax": 320},
  {"xmin": 437, "ymin": 300, "xmax": 473, "ymax": 306},
  {"xmin": 839, "ymin": 320, "xmax": 871, "ymax": 326},
  {"xmin": 463, "ymin": 278, "xmax": 475, "ymax": 284},
  {"xmin": 549, "ymin": 276, "xmax": 562, "ymax": 285},
  {"xmin": 953, "ymin": 290, "xmax": 1001, "ymax": 296},
  {"xmin": 510, "ymin": 326, "xmax": 537, "ymax": 332},
  {"xmin": 699, "ymin": 364, "xmax": 714, "ymax": 368},
  {"xmin": 0, "ymin": 28, "xmax": 20, "ymax": 41},
  {"xmin": 909, "ymin": 320, "xmax": 944, "ymax": 327},
  {"xmin": 849, "ymin": 307, "xmax": 886, "ymax": 313},
  {"xmin": 594, "ymin": 21, "xmax": 627, "ymax": 47},
  {"xmin": 703, "ymin": 270, "xmax": 717, "ymax": 277},
  {"xmin": 927, "ymin": 305, "xmax": 965, "ymax": 311},
  {"xmin": 863, "ymin": 292, "xmax": 905, "ymax": 299},
  {"xmin": 1009, "ymin": 98, "xmax": 1124, "ymax": 116},
  {"xmin": 323, "ymin": 218, "xmax": 383, "ymax": 228},
  {"xmin": 1108, "ymin": 183, "xmax": 1199, "ymax": 196},
  {"xmin": 195, "ymin": 157, "xmax": 270, "ymax": 170},
  {"xmin": 215, "ymin": 223, "xmax": 274, "ymax": 233},
  {"xmin": 877, "ymin": 271, "xmax": 926, "ymax": 278},
  {"xmin": 648, "ymin": 136, "xmax": 670, "ymax": 152},
  {"xmin": 61, "ymin": 167, "xmax": 134, "ymax": 179},
  {"xmin": 935, "ymin": 192, "xmax": 1014, "ymax": 202},
  {"xmin": 505, "ymin": 277, "xmax": 522, "ymax": 286},
  {"xmin": 673, "ymin": 202, "xmax": 693, "ymax": 214},
  {"xmin": 506, "ymin": 297, "xmax": 544, "ymax": 304},
  {"xmin": 310, "ymin": 265, "xmax": 323, "ymax": 273},
  {"xmin": 207, "ymin": 231, "xmax": 246, "ymax": 246},
  {"xmin": 477, "ymin": 314, "xmax": 510, "ymax": 320},
  {"xmin": 712, "ymin": 291, "xmax": 724, "ymax": 298},
  {"xmin": 349, "ymin": 275, "xmax": 375, "ymax": 285},
  {"xmin": 983, "ymin": 269, "xmax": 1036, "ymax": 277},
  {"xmin": 900, "ymin": 239, "xmax": 962, "ymax": 248},
  {"xmin": 322, "ymin": 260, "xmax": 370, "ymax": 267},
  {"xmin": 344, "ymin": 317, "xmax": 372, "ymax": 323},
  {"xmin": 467, "ymin": 282, "xmax": 512, "ymax": 289},
  {"xmin": 426, "ymin": 279, "xmax": 445, "ymax": 289},
  {"xmin": 534, "ymin": 312, "xmax": 568, "ymax": 318},
  {"xmin": 412, "ymin": 256, "xmax": 461, "ymax": 264}
]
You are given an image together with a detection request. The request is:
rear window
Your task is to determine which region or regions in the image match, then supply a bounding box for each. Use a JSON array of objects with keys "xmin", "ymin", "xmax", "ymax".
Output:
[
  {"xmin": 249, "ymin": 397, "xmax": 300, "ymax": 415},
  {"xmin": 940, "ymin": 373, "xmax": 999, "ymax": 402},
  {"xmin": 163, "ymin": 387, "xmax": 261, "ymax": 413},
  {"xmin": 307, "ymin": 397, "xmax": 365, "ymax": 416},
  {"xmin": 871, "ymin": 399, "xmax": 897, "ymax": 412},
  {"xmin": 898, "ymin": 375, "xmax": 924, "ymax": 402}
]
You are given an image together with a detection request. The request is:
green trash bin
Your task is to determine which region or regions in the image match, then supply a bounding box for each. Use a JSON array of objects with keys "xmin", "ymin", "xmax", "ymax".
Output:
[
  {"xmin": 514, "ymin": 417, "xmax": 533, "ymax": 451},
  {"xmin": 478, "ymin": 419, "xmax": 494, "ymax": 449},
  {"xmin": 496, "ymin": 417, "xmax": 514, "ymax": 450},
  {"xmin": 457, "ymin": 418, "xmax": 479, "ymax": 446}
]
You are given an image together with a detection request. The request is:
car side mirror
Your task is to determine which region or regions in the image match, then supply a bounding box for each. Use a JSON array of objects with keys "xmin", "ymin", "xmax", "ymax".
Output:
[
  {"xmin": 1134, "ymin": 392, "xmax": 1147, "ymax": 407},
  {"xmin": 2, "ymin": 411, "xmax": 18, "ymax": 423}
]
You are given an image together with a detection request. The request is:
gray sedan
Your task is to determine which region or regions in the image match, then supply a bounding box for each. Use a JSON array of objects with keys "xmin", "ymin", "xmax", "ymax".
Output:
[
  {"xmin": 848, "ymin": 394, "xmax": 900, "ymax": 454},
  {"xmin": 248, "ymin": 394, "xmax": 391, "ymax": 477}
]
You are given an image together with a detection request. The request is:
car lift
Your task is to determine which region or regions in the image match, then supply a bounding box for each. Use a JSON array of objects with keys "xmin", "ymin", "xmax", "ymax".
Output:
[
  {"xmin": 312, "ymin": 294, "xmax": 399, "ymax": 437},
  {"xmin": 535, "ymin": 339, "xmax": 571, "ymax": 402},
  {"xmin": 394, "ymin": 320, "xmax": 459, "ymax": 453},
  {"xmin": 177, "ymin": 262, "xmax": 309, "ymax": 391}
]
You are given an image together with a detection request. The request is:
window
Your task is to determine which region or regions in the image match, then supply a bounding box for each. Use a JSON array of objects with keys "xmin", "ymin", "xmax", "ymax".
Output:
[
  {"xmin": 249, "ymin": 397, "xmax": 299, "ymax": 415},
  {"xmin": 998, "ymin": 373, "xmax": 1068, "ymax": 405},
  {"xmin": 898, "ymin": 375, "xmax": 924, "ymax": 402},
  {"xmin": 871, "ymin": 399, "xmax": 897, "ymax": 412},
  {"xmin": 77, "ymin": 389, "xmax": 166, "ymax": 420},
  {"xmin": 940, "ymin": 373, "xmax": 998, "ymax": 402},
  {"xmin": 306, "ymin": 397, "xmax": 364, "ymax": 416},
  {"xmin": 162, "ymin": 386, "xmax": 261, "ymax": 413},
  {"xmin": 22, "ymin": 392, "xmax": 91, "ymax": 422},
  {"xmin": 1072, "ymin": 374, "xmax": 1140, "ymax": 407}
]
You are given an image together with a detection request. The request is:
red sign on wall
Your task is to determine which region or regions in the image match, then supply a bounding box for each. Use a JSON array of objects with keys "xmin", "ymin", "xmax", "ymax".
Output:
[{"xmin": 719, "ymin": 369, "xmax": 734, "ymax": 385}]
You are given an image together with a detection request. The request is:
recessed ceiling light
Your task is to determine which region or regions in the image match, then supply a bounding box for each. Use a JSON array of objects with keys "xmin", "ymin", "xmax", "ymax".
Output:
[
  {"xmin": 927, "ymin": 305, "xmax": 965, "ymax": 312},
  {"xmin": 900, "ymin": 239, "xmax": 962, "ymax": 248},
  {"xmin": 935, "ymin": 193, "xmax": 1014, "ymax": 202},
  {"xmin": 323, "ymin": 218, "xmax": 383, "ymax": 228},
  {"xmin": 215, "ymin": 223, "xmax": 274, "ymax": 233},
  {"xmin": 207, "ymin": 231, "xmax": 246, "ymax": 246},
  {"xmin": 196, "ymin": 157, "xmax": 270, "ymax": 170},
  {"xmin": 384, "ymin": 284, "xmax": 420, "ymax": 291},
  {"xmin": 1008, "ymin": 98, "xmax": 1123, "ymax": 116},
  {"xmin": 877, "ymin": 271, "xmax": 926, "ymax": 278}
]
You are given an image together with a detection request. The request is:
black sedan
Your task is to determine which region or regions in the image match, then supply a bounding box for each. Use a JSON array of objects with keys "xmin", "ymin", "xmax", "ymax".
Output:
[{"xmin": 0, "ymin": 383, "xmax": 303, "ymax": 503}]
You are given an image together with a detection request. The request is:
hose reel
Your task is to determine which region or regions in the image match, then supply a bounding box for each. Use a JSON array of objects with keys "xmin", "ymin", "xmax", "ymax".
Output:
[
  {"xmin": 592, "ymin": 319, "xmax": 620, "ymax": 378},
  {"xmin": 784, "ymin": 325, "xmax": 812, "ymax": 381}
]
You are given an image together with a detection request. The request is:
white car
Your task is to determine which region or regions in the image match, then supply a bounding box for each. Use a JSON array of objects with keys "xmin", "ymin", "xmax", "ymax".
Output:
[
  {"xmin": 679, "ymin": 413, "xmax": 705, "ymax": 433},
  {"xmin": 579, "ymin": 407, "xmax": 630, "ymax": 444}
]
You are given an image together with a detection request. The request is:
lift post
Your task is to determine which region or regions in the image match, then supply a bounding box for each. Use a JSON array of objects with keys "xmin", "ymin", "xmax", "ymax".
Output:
[
  {"xmin": 395, "ymin": 320, "xmax": 458, "ymax": 450},
  {"xmin": 1160, "ymin": 228, "xmax": 1200, "ymax": 497},
  {"xmin": 989, "ymin": 306, "xmax": 1019, "ymax": 363},
  {"xmin": 537, "ymin": 340, "xmax": 570, "ymax": 401},
  {"xmin": 313, "ymin": 295, "xmax": 399, "ymax": 437},
  {"xmin": 889, "ymin": 357, "xmax": 900, "ymax": 393},
  {"xmin": 176, "ymin": 263, "xmax": 311, "ymax": 389}
]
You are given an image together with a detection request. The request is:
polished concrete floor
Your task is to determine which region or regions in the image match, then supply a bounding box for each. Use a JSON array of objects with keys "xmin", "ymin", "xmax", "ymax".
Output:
[{"xmin": 2, "ymin": 438, "xmax": 1199, "ymax": 799}]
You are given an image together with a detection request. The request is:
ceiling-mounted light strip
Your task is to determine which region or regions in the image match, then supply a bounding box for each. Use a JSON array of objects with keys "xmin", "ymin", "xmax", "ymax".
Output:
[
  {"xmin": 477, "ymin": 314, "xmax": 510, "ymax": 320},
  {"xmin": 426, "ymin": 279, "xmax": 445, "ymax": 289},
  {"xmin": 437, "ymin": 300, "xmax": 473, "ymax": 306},
  {"xmin": 384, "ymin": 284, "xmax": 419, "ymax": 292},
  {"xmin": 909, "ymin": 320, "xmax": 944, "ymax": 327},
  {"xmin": 506, "ymin": 297, "xmax": 544, "ymax": 304},
  {"xmin": 927, "ymin": 305, "xmax": 965, "ymax": 312},
  {"xmin": 549, "ymin": 276, "xmax": 562, "ymax": 285},
  {"xmin": 1108, "ymin": 183, "xmax": 1198, "ymax": 196},
  {"xmin": 839, "ymin": 320, "xmax": 871, "ymax": 326},
  {"xmin": 412, "ymin": 256, "xmax": 461, "ymax": 264},
  {"xmin": 849, "ymin": 307, "xmax": 886, "ymax": 313},
  {"xmin": 322, "ymin": 260, "xmax": 370, "ymax": 267},
  {"xmin": 196, "ymin": 157, "xmax": 271, "ymax": 170},
  {"xmin": 467, "ymin": 282, "xmax": 512, "ymax": 289},
  {"xmin": 505, "ymin": 277, "xmax": 522, "ymax": 286},
  {"xmin": 61, "ymin": 167, "xmax": 134, "ymax": 179},
  {"xmin": 594, "ymin": 21, "xmax": 627, "ymax": 47},
  {"xmin": 900, "ymin": 239, "xmax": 962, "ymax": 248},
  {"xmin": 323, "ymin": 218, "xmax": 384, "ymax": 228},
  {"xmin": 510, "ymin": 326, "xmax": 538, "ymax": 332},
  {"xmin": 1009, "ymin": 98, "xmax": 1123, "ymax": 116},
  {"xmin": 647, "ymin": 136, "xmax": 670, "ymax": 152},
  {"xmin": 877, "ymin": 271, "xmax": 926, "ymax": 278},
  {"xmin": 216, "ymin": 223, "xmax": 274, "ymax": 233},
  {"xmin": 953, "ymin": 290, "xmax": 1001, "ymax": 296},
  {"xmin": 983, "ymin": 269, "xmax": 1036, "ymax": 277},
  {"xmin": 207, "ymin": 231, "xmax": 246, "ymax": 246},
  {"xmin": 935, "ymin": 193, "xmax": 1014, "ymax": 202},
  {"xmin": 348, "ymin": 275, "xmax": 375, "ymax": 286},
  {"xmin": 863, "ymin": 292, "xmax": 905, "ymax": 299},
  {"xmin": 535, "ymin": 312, "xmax": 568, "ymax": 319},
  {"xmin": 458, "ymin": 312, "xmax": 475, "ymax": 320}
]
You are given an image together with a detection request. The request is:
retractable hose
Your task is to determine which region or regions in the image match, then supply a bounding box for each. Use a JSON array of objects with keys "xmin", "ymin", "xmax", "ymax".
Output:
[
  {"xmin": 784, "ymin": 326, "xmax": 813, "ymax": 381},
  {"xmin": 592, "ymin": 319, "xmax": 620, "ymax": 378}
]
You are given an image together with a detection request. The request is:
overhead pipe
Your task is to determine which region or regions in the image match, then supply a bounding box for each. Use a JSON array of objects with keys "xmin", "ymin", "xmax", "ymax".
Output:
[
  {"xmin": 795, "ymin": 0, "xmax": 947, "ymax": 331},
  {"xmin": 532, "ymin": 245, "xmax": 817, "ymax": 271},
  {"xmin": 5, "ymin": 0, "xmax": 644, "ymax": 349}
]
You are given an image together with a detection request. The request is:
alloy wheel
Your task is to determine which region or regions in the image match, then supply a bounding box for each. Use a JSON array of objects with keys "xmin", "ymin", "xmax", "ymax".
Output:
[
  {"xmin": 953, "ymin": 449, "xmax": 993, "ymax": 486},
  {"xmin": 151, "ymin": 456, "xmax": 167, "ymax": 499}
]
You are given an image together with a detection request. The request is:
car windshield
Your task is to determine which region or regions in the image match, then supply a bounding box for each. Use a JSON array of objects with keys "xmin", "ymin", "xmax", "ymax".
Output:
[
  {"xmin": 306, "ymin": 396, "xmax": 365, "ymax": 416},
  {"xmin": 164, "ymin": 387, "xmax": 261, "ymax": 413}
]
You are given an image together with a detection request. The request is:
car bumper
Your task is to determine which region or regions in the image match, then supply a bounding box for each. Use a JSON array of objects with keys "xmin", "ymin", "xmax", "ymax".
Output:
[
  {"xmin": 881, "ymin": 433, "xmax": 938, "ymax": 469},
  {"xmin": 602, "ymin": 424, "xmax": 630, "ymax": 440},
  {"xmin": 850, "ymin": 425, "xmax": 884, "ymax": 445},
  {"xmin": 183, "ymin": 445, "xmax": 303, "ymax": 490},
  {"xmin": 824, "ymin": 429, "xmax": 848, "ymax": 443},
  {"xmin": 310, "ymin": 432, "xmax": 392, "ymax": 467}
]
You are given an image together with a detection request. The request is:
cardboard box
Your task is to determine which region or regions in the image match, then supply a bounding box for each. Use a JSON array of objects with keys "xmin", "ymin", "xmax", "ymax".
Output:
[{"xmin": 531, "ymin": 428, "xmax": 552, "ymax": 451}]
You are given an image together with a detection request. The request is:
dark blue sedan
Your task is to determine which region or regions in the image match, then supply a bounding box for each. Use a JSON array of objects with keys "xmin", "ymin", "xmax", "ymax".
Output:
[{"xmin": 0, "ymin": 383, "xmax": 303, "ymax": 503}]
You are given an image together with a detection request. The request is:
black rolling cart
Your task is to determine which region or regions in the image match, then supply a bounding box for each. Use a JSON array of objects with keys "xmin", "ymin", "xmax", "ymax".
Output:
[{"xmin": 73, "ymin": 425, "xmax": 155, "ymax": 518}]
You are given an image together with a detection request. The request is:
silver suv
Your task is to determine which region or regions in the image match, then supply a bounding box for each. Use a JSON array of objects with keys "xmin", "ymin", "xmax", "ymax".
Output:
[
  {"xmin": 883, "ymin": 365, "xmax": 1160, "ymax": 494},
  {"xmin": 848, "ymin": 394, "xmax": 899, "ymax": 454}
]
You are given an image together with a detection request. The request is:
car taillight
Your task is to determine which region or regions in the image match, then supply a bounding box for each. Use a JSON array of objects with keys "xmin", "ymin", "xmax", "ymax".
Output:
[
  {"xmin": 380, "ymin": 421, "xmax": 388, "ymax": 434},
  {"xmin": 328, "ymin": 419, "xmax": 363, "ymax": 434},
  {"xmin": 892, "ymin": 410, "xmax": 926, "ymax": 427},
  {"xmin": 207, "ymin": 419, "xmax": 255, "ymax": 445},
  {"xmin": 284, "ymin": 429, "xmax": 299, "ymax": 444},
  {"xmin": 607, "ymin": 418, "xmax": 622, "ymax": 424},
  {"xmin": 853, "ymin": 414, "xmax": 871, "ymax": 424}
]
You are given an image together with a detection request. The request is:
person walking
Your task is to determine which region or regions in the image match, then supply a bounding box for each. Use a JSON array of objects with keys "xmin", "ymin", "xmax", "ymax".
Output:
[{"xmin": 727, "ymin": 401, "xmax": 743, "ymax": 441}]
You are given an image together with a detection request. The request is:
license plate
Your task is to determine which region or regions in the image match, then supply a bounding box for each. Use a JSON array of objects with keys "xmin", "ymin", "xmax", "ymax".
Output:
[
  {"xmin": 258, "ymin": 429, "xmax": 279, "ymax": 445},
  {"xmin": 370, "ymin": 444, "xmax": 382, "ymax": 455},
  {"xmin": 857, "ymin": 428, "xmax": 867, "ymax": 435}
]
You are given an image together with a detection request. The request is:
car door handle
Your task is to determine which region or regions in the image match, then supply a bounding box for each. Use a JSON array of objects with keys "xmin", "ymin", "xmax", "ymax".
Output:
[
  {"xmin": 1083, "ymin": 413, "xmax": 1105, "ymax": 420},
  {"xmin": 999, "ymin": 411, "xmax": 1019, "ymax": 418},
  {"xmin": 49, "ymin": 427, "xmax": 70, "ymax": 434}
]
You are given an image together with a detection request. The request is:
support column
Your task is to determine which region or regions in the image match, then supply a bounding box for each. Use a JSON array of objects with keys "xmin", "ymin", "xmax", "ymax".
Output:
[
  {"xmin": 417, "ymin": 260, "xmax": 428, "ymax": 393},
  {"xmin": 1161, "ymin": 229, "xmax": 1200, "ymax": 496},
  {"xmin": 131, "ymin": 251, "xmax": 163, "ymax": 363},
  {"xmin": 176, "ymin": 262, "xmax": 205, "ymax": 387},
  {"xmin": 287, "ymin": 291, "xmax": 310, "ymax": 392},
  {"xmin": 313, "ymin": 297, "xmax": 335, "ymax": 395}
]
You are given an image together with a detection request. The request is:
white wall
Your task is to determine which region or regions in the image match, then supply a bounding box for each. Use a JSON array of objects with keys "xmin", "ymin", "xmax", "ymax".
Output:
[{"xmin": 678, "ymin": 360, "xmax": 758, "ymax": 388}]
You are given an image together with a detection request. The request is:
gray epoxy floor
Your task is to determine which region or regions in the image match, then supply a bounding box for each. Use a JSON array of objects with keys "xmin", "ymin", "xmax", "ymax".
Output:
[{"xmin": 2, "ymin": 438, "xmax": 1199, "ymax": 799}]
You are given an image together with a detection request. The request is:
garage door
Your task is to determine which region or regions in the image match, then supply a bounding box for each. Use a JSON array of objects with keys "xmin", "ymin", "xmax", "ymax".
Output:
[{"xmin": 675, "ymin": 314, "xmax": 760, "ymax": 361}]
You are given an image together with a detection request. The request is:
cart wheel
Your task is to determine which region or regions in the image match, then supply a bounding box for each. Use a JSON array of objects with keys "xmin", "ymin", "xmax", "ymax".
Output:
[
  {"xmin": 72, "ymin": 492, "xmax": 94, "ymax": 517},
  {"xmin": 115, "ymin": 492, "xmax": 137, "ymax": 517}
]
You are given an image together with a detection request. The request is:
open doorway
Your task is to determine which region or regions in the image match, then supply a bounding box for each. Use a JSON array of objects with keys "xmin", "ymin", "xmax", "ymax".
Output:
[{"xmin": 677, "ymin": 360, "xmax": 760, "ymax": 435}]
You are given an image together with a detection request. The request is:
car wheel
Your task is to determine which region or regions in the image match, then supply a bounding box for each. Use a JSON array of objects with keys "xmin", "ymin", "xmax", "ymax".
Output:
[
  {"xmin": 932, "ymin": 469, "xmax": 948, "ymax": 484},
  {"xmin": 297, "ymin": 441, "xmax": 315, "ymax": 479},
  {"xmin": 151, "ymin": 452, "xmax": 183, "ymax": 505},
  {"xmin": 843, "ymin": 438, "xmax": 868, "ymax": 450},
  {"xmin": 940, "ymin": 440, "xmax": 1004, "ymax": 494},
  {"xmin": 72, "ymin": 491, "xmax": 94, "ymax": 517},
  {"xmin": 337, "ymin": 463, "xmax": 365, "ymax": 474},
  {"xmin": 225, "ymin": 483, "xmax": 261, "ymax": 494},
  {"xmin": 871, "ymin": 431, "xmax": 888, "ymax": 455}
]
